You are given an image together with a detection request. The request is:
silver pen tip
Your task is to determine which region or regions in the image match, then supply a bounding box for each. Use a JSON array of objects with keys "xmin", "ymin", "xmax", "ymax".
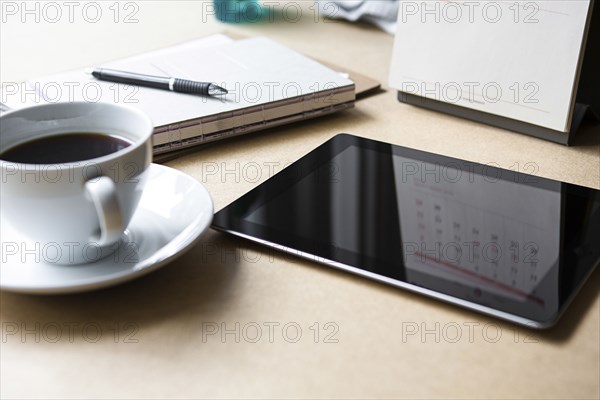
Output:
[{"xmin": 208, "ymin": 84, "xmax": 228, "ymax": 96}]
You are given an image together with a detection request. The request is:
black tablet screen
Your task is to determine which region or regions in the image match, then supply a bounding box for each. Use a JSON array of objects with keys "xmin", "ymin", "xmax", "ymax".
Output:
[{"xmin": 212, "ymin": 134, "xmax": 600, "ymax": 327}]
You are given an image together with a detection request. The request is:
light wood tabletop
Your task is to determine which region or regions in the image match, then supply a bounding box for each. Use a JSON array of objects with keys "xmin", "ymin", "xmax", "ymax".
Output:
[{"xmin": 1, "ymin": 2, "xmax": 599, "ymax": 399}]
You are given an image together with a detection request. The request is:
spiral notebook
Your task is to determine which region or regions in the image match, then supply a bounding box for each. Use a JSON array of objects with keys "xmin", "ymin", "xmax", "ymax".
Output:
[{"xmin": 1, "ymin": 34, "xmax": 356, "ymax": 155}]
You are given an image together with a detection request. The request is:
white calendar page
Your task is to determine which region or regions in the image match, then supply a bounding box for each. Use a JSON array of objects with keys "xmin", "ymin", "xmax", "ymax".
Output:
[
  {"xmin": 392, "ymin": 156, "xmax": 561, "ymax": 313},
  {"xmin": 389, "ymin": 0, "xmax": 592, "ymax": 132}
]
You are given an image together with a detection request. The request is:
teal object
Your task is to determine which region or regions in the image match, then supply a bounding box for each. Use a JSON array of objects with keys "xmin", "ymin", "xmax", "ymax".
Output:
[{"xmin": 214, "ymin": 0, "xmax": 262, "ymax": 23}]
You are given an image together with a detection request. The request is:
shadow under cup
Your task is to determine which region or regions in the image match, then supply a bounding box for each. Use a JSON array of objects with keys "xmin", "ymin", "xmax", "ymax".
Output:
[{"xmin": 0, "ymin": 102, "xmax": 154, "ymax": 265}]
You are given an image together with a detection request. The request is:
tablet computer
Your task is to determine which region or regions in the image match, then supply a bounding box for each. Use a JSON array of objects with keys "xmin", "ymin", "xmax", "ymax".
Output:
[{"xmin": 212, "ymin": 134, "xmax": 600, "ymax": 328}]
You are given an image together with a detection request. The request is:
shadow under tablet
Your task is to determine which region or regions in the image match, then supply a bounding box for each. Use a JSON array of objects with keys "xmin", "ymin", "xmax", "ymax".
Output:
[{"xmin": 212, "ymin": 133, "xmax": 600, "ymax": 329}]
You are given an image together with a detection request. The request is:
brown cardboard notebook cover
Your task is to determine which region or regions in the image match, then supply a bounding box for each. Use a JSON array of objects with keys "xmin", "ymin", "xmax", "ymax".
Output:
[{"xmin": 224, "ymin": 31, "xmax": 381, "ymax": 97}]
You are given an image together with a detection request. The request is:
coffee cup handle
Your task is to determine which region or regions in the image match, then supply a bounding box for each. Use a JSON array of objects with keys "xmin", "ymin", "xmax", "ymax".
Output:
[{"xmin": 84, "ymin": 176, "xmax": 125, "ymax": 246}]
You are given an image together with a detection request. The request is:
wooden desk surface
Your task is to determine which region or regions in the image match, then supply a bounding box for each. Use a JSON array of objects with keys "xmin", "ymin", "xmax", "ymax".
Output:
[{"xmin": 1, "ymin": 2, "xmax": 599, "ymax": 399}]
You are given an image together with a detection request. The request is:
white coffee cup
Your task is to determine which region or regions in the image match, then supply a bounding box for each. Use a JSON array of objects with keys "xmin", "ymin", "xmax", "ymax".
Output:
[{"xmin": 0, "ymin": 102, "xmax": 153, "ymax": 265}]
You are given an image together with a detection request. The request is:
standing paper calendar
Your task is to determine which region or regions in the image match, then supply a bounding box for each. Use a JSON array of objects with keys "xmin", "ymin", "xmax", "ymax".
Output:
[{"xmin": 389, "ymin": 0, "xmax": 599, "ymax": 144}]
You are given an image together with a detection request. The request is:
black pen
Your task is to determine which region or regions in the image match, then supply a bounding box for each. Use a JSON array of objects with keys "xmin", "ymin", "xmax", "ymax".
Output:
[{"xmin": 86, "ymin": 68, "xmax": 228, "ymax": 96}]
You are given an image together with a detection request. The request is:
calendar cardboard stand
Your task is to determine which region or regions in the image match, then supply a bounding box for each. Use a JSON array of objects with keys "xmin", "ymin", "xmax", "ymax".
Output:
[{"xmin": 396, "ymin": 1, "xmax": 599, "ymax": 146}]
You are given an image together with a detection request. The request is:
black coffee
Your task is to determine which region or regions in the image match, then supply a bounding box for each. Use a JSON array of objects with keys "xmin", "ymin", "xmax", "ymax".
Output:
[{"xmin": 0, "ymin": 133, "xmax": 132, "ymax": 164}]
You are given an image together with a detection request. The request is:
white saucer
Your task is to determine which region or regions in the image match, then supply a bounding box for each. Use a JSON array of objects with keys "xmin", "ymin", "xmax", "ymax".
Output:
[{"xmin": 0, "ymin": 163, "xmax": 213, "ymax": 294}]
